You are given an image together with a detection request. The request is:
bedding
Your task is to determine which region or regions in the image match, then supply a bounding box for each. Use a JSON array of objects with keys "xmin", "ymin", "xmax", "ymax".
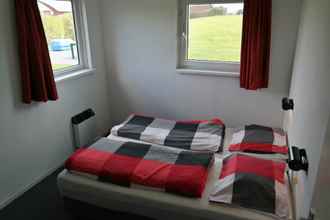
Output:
[
  {"xmin": 229, "ymin": 125, "xmax": 288, "ymax": 155},
  {"xmin": 111, "ymin": 114, "xmax": 225, "ymax": 152},
  {"xmin": 209, "ymin": 153, "xmax": 289, "ymax": 219},
  {"xmin": 65, "ymin": 138, "xmax": 214, "ymax": 197},
  {"xmin": 58, "ymin": 129, "xmax": 294, "ymax": 220}
]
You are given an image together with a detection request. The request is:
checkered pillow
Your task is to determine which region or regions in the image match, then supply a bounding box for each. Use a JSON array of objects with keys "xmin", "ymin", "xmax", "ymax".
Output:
[
  {"xmin": 209, "ymin": 154, "xmax": 289, "ymax": 218},
  {"xmin": 111, "ymin": 114, "xmax": 225, "ymax": 152},
  {"xmin": 229, "ymin": 125, "xmax": 288, "ymax": 155}
]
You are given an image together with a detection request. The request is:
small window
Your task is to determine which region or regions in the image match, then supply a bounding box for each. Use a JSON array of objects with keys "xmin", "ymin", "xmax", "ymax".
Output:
[
  {"xmin": 178, "ymin": 0, "xmax": 244, "ymax": 73},
  {"xmin": 38, "ymin": 0, "xmax": 91, "ymax": 77}
]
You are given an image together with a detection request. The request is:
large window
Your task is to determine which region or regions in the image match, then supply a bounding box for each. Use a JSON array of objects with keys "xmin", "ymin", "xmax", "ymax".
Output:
[
  {"xmin": 38, "ymin": 0, "xmax": 91, "ymax": 77},
  {"xmin": 178, "ymin": 0, "xmax": 244, "ymax": 73}
]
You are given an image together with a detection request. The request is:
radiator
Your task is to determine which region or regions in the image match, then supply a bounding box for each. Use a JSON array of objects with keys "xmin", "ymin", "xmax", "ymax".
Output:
[{"xmin": 71, "ymin": 109, "xmax": 97, "ymax": 149}]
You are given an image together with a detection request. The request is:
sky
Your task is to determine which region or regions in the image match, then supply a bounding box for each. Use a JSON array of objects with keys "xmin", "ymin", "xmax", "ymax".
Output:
[{"xmin": 212, "ymin": 3, "xmax": 244, "ymax": 13}]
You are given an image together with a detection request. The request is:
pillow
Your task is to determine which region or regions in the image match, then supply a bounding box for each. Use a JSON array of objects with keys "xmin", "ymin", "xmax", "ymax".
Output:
[
  {"xmin": 229, "ymin": 124, "xmax": 288, "ymax": 155},
  {"xmin": 209, "ymin": 154, "xmax": 290, "ymax": 219}
]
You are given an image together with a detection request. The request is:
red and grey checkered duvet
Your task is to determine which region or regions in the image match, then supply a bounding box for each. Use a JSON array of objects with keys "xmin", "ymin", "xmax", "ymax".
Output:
[
  {"xmin": 65, "ymin": 138, "xmax": 214, "ymax": 197},
  {"xmin": 111, "ymin": 114, "xmax": 225, "ymax": 152}
]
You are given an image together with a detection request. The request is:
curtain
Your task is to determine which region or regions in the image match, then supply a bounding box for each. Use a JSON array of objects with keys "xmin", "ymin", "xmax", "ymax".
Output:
[
  {"xmin": 240, "ymin": 0, "xmax": 272, "ymax": 90},
  {"xmin": 15, "ymin": 0, "xmax": 58, "ymax": 104}
]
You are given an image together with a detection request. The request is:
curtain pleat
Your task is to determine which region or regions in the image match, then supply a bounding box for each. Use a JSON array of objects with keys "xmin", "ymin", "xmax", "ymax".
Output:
[
  {"xmin": 240, "ymin": 0, "xmax": 272, "ymax": 90},
  {"xmin": 15, "ymin": 0, "xmax": 58, "ymax": 103}
]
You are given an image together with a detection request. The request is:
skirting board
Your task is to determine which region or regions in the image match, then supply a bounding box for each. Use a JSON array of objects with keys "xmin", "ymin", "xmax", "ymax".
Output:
[{"xmin": 0, "ymin": 159, "xmax": 66, "ymax": 210}]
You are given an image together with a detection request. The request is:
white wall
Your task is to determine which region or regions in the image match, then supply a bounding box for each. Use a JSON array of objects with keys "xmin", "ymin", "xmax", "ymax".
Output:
[
  {"xmin": 101, "ymin": 0, "xmax": 302, "ymax": 128},
  {"xmin": 313, "ymin": 117, "xmax": 330, "ymax": 220},
  {"xmin": 0, "ymin": 0, "xmax": 111, "ymax": 208},
  {"xmin": 284, "ymin": 0, "xmax": 330, "ymax": 218}
]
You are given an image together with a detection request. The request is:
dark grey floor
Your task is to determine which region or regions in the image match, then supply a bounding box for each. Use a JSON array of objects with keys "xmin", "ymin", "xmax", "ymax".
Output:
[{"xmin": 0, "ymin": 168, "xmax": 152, "ymax": 220}]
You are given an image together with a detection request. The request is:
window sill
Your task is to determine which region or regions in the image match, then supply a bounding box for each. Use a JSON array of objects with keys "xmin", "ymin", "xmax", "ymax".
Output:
[
  {"xmin": 176, "ymin": 69, "xmax": 240, "ymax": 78},
  {"xmin": 55, "ymin": 68, "xmax": 95, "ymax": 83}
]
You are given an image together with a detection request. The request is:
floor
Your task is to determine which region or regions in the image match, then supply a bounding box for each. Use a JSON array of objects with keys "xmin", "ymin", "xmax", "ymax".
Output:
[{"xmin": 0, "ymin": 168, "xmax": 152, "ymax": 220}]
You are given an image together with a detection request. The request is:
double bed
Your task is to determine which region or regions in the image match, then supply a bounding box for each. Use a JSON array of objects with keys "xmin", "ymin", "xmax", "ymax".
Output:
[{"xmin": 57, "ymin": 127, "xmax": 294, "ymax": 220}]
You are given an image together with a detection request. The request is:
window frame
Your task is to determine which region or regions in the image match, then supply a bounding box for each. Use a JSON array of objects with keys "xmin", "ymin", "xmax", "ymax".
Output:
[
  {"xmin": 40, "ymin": 0, "xmax": 93, "ymax": 80},
  {"xmin": 177, "ymin": 0, "xmax": 243, "ymax": 75}
]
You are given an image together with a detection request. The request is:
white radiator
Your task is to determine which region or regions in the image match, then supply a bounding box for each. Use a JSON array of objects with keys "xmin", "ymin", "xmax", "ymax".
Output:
[{"xmin": 71, "ymin": 109, "xmax": 97, "ymax": 148}]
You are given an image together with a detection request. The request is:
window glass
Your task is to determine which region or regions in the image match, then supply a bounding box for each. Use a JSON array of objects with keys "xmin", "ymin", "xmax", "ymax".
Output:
[
  {"xmin": 187, "ymin": 3, "xmax": 244, "ymax": 63},
  {"xmin": 38, "ymin": 0, "xmax": 79, "ymax": 72}
]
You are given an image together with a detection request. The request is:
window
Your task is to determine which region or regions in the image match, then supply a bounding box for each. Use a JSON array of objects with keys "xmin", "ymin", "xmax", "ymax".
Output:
[
  {"xmin": 178, "ymin": 0, "xmax": 244, "ymax": 74},
  {"xmin": 38, "ymin": 0, "xmax": 91, "ymax": 77}
]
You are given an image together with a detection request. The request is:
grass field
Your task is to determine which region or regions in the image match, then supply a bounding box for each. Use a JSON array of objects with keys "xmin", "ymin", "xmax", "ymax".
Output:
[
  {"xmin": 52, "ymin": 64, "xmax": 72, "ymax": 71},
  {"xmin": 188, "ymin": 15, "xmax": 243, "ymax": 62}
]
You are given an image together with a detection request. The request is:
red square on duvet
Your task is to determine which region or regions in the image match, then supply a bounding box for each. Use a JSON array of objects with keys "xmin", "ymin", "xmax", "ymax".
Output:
[
  {"xmin": 166, "ymin": 165, "xmax": 208, "ymax": 197},
  {"xmin": 67, "ymin": 149, "xmax": 111, "ymax": 175},
  {"xmin": 132, "ymin": 159, "xmax": 172, "ymax": 188},
  {"xmin": 101, "ymin": 154, "xmax": 141, "ymax": 185}
]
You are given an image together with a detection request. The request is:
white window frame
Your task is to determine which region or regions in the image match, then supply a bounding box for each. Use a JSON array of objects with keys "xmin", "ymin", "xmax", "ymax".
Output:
[
  {"xmin": 177, "ymin": 0, "xmax": 243, "ymax": 76},
  {"xmin": 42, "ymin": 0, "xmax": 93, "ymax": 81}
]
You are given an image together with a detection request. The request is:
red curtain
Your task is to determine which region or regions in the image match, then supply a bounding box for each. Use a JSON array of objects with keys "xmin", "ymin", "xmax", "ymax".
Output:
[
  {"xmin": 15, "ymin": 0, "xmax": 58, "ymax": 104},
  {"xmin": 240, "ymin": 0, "xmax": 272, "ymax": 90}
]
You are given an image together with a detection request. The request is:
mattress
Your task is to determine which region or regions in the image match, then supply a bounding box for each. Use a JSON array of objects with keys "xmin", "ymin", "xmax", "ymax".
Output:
[{"xmin": 57, "ymin": 128, "xmax": 294, "ymax": 220}]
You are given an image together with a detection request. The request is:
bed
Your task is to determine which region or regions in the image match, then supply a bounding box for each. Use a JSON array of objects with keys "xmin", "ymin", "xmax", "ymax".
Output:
[{"xmin": 57, "ymin": 128, "xmax": 294, "ymax": 220}]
